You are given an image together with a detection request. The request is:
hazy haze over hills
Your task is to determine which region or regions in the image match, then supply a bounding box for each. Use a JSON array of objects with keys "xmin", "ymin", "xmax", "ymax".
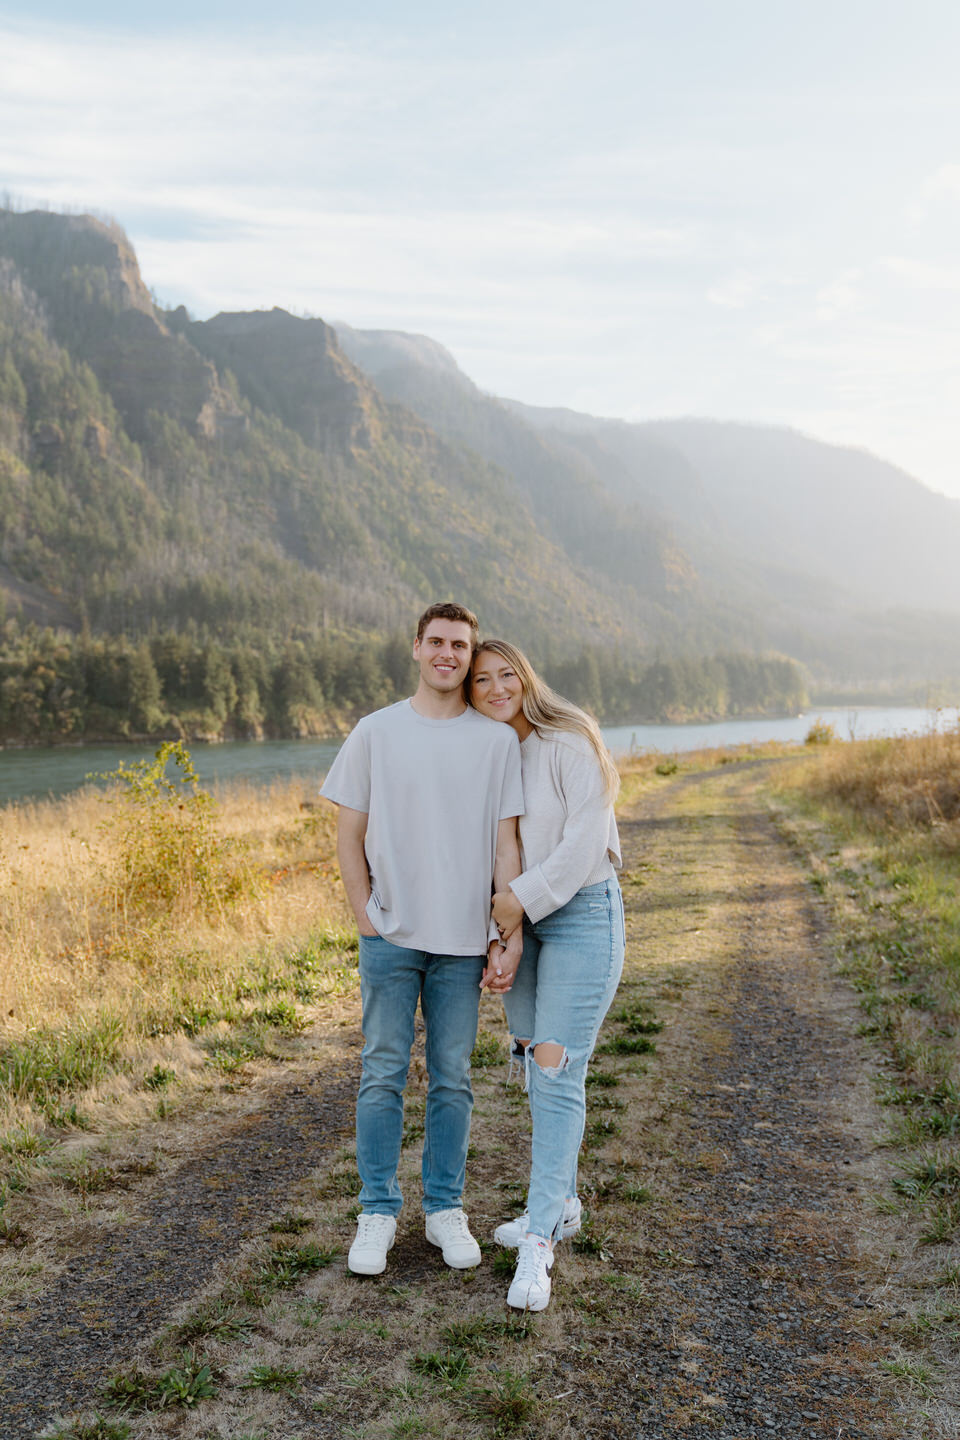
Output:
[{"xmin": 334, "ymin": 322, "xmax": 960, "ymax": 691}]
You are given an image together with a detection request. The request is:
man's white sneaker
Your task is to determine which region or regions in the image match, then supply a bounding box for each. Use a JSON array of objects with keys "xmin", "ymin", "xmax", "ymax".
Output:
[
  {"xmin": 348, "ymin": 1213, "xmax": 397, "ymax": 1275},
  {"xmin": 494, "ymin": 1195, "xmax": 582, "ymax": 1247},
  {"xmin": 507, "ymin": 1234, "xmax": 553, "ymax": 1311},
  {"xmin": 425, "ymin": 1208, "xmax": 482, "ymax": 1268}
]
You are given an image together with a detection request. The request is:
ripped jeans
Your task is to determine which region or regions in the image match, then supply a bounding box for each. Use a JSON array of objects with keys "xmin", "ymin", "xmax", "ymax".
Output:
[{"xmin": 503, "ymin": 877, "xmax": 625, "ymax": 1243}]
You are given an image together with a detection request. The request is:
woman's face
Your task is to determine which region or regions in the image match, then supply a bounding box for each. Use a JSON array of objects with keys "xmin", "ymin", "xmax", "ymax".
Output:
[{"xmin": 471, "ymin": 649, "xmax": 527, "ymax": 732}]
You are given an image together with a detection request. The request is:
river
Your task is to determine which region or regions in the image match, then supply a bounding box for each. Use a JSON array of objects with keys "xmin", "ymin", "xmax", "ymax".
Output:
[{"xmin": 0, "ymin": 705, "xmax": 954, "ymax": 808}]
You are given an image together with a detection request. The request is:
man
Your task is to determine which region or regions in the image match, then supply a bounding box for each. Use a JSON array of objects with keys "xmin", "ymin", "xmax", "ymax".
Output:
[{"xmin": 320, "ymin": 601, "xmax": 524, "ymax": 1275}]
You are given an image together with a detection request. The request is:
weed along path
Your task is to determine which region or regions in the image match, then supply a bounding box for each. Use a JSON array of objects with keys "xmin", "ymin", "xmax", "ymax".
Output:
[{"xmin": 0, "ymin": 761, "xmax": 940, "ymax": 1439}]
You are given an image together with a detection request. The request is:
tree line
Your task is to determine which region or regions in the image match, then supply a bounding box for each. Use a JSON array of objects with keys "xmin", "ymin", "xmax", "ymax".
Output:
[{"xmin": 0, "ymin": 621, "xmax": 807, "ymax": 744}]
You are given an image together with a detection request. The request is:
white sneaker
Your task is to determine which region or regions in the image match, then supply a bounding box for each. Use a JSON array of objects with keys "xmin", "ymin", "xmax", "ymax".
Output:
[
  {"xmin": 494, "ymin": 1195, "xmax": 582, "ymax": 1247},
  {"xmin": 507, "ymin": 1234, "xmax": 553, "ymax": 1311},
  {"xmin": 348, "ymin": 1213, "xmax": 397, "ymax": 1275},
  {"xmin": 425, "ymin": 1207, "xmax": 482, "ymax": 1268}
]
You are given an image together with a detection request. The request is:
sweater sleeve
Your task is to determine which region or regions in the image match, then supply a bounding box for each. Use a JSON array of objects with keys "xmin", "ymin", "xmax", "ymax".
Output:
[{"xmin": 508, "ymin": 739, "xmax": 613, "ymax": 923}]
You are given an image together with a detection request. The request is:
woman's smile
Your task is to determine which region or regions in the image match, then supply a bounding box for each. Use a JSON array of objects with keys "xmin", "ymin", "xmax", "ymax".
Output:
[{"xmin": 471, "ymin": 650, "xmax": 527, "ymax": 732}]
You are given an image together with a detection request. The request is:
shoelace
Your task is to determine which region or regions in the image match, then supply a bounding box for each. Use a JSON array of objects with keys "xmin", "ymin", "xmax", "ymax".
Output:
[
  {"xmin": 359, "ymin": 1214, "xmax": 394, "ymax": 1238},
  {"xmin": 435, "ymin": 1210, "xmax": 471, "ymax": 1239},
  {"xmin": 514, "ymin": 1239, "xmax": 549, "ymax": 1285}
]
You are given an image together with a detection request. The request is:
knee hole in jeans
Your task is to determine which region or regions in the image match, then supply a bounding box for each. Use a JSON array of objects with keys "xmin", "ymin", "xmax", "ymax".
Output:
[{"xmin": 531, "ymin": 1041, "xmax": 568, "ymax": 1076}]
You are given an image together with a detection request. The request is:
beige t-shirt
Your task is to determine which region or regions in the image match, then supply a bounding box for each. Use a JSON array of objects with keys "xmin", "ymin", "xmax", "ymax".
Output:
[{"xmin": 321, "ymin": 699, "xmax": 523, "ymax": 954}]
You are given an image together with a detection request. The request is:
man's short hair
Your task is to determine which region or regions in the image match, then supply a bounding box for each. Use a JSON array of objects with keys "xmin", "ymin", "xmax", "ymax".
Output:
[{"xmin": 416, "ymin": 601, "xmax": 480, "ymax": 651}]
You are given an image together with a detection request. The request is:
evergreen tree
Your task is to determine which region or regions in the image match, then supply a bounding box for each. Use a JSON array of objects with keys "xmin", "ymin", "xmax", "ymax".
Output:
[{"xmin": 128, "ymin": 642, "xmax": 165, "ymax": 733}]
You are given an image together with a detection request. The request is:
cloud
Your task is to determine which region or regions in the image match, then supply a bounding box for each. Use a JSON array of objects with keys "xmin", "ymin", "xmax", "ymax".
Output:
[
  {"xmin": 879, "ymin": 255, "xmax": 960, "ymax": 293},
  {"xmin": 814, "ymin": 269, "xmax": 864, "ymax": 321},
  {"xmin": 3, "ymin": 12, "xmax": 960, "ymax": 500},
  {"xmin": 706, "ymin": 271, "xmax": 760, "ymax": 309},
  {"xmin": 907, "ymin": 163, "xmax": 960, "ymax": 225}
]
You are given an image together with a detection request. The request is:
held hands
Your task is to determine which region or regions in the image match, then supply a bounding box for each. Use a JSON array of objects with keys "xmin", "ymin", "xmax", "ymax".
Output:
[
  {"xmin": 491, "ymin": 888, "xmax": 525, "ymax": 938},
  {"xmin": 480, "ymin": 928, "xmax": 523, "ymax": 993}
]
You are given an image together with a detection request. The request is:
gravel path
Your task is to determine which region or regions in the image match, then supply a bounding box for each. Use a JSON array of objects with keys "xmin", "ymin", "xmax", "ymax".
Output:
[
  {"xmin": 0, "ymin": 1056, "xmax": 358, "ymax": 1437},
  {"xmin": 583, "ymin": 768, "xmax": 898, "ymax": 1438}
]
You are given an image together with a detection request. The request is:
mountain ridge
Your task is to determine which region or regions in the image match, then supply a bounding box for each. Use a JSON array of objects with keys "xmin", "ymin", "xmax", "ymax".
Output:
[{"xmin": 0, "ymin": 204, "xmax": 957, "ymax": 716}]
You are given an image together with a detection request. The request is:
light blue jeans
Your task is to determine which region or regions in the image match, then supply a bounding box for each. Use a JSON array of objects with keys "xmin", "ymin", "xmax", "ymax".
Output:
[
  {"xmin": 503, "ymin": 878, "xmax": 625, "ymax": 1243},
  {"xmin": 356, "ymin": 934, "xmax": 485, "ymax": 1217}
]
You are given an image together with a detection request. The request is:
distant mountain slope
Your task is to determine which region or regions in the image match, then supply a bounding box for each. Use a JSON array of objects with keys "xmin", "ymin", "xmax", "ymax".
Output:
[
  {"xmin": 336, "ymin": 323, "xmax": 960, "ymax": 686},
  {"xmin": 333, "ymin": 322, "xmax": 703, "ymax": 613},
  {"xmin": 512, "ymin": 406, "xmax": 960, "ymax": 614}
]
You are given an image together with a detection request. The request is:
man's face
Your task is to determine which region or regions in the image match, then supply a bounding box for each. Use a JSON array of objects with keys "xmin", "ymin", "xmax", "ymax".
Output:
[{"xmin": 413, "ymin": 619, "xmax": 474, "ymax": 694}]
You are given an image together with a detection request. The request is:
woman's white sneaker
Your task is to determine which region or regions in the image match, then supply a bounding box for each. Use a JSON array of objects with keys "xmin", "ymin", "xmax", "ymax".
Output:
[
  {"xmin": 507, "ymin": 1234, "xmax": 554, "ymax": 1311},
  {"xmin": 348, "ymin": 1213, "xmax": 397, "ymax": 1274},
  {"xmin": 494, "ymin": 1196, "xmax": 582, "ymax": 1247},
  {"xmin": 425, "ymin": 1207, "xmax": 482, "ymax": 1268}
]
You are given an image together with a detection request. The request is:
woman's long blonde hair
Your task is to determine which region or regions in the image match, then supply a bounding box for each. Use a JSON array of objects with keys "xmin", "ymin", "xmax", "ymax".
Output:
[{"xmin": 472, "ymin": 638, "xmax": 620, "ymax": 802}]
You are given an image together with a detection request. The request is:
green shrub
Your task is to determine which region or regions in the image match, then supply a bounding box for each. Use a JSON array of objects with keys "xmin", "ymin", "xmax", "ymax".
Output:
[{"xmin": 100, "ymin": 741, "xmax": 260, "ymax": 918}]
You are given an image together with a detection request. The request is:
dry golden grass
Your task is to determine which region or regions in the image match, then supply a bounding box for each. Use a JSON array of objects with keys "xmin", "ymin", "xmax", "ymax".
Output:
[
  {"xmin": 798, "ymin": 724, "xmax": 960, "ymax": 843},
  {"xmin": 771, "ymin": 726, "xmax": 960, "ymax": 1293},
  {"xmin": 0, "ymin": 777, "xmax": 347, "ymax": 1033},
  {"xmin": 0, "ymin": 771, "xmax": 353, "ymax": 1136}
]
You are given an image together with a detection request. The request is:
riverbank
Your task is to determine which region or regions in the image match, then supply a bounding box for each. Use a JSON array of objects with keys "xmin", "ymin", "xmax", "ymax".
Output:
[{"xmin": 1, "ymin": 706, "xmax": 953, "ymax": 808}]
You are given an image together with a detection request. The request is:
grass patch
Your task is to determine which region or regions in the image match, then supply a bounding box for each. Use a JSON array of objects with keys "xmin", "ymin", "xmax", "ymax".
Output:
[
  {"xmin": 492, "ymin": 1249, "xmax": 517, "ymax": 1278},
  {"xmin": 258, "ymin": 1241, "xmax": 339, "ymax": 1288},
  {"xmin": 773, "ymin": 736, "xmax": 960, "ymax": 1153},
  {"xmin": 269, "ymin": 1211, "xmax": 313, "ymax": 1234},
  {"xmin": 770, "ymin": 730, "xmax": 960, "ymax": 1407},
  {"xmin": 0, "ymin": 1012, "xmax": 125, "ymax": 1108},
  {"xmin": 611, "ymin": 1001, "xmax": 663, "ymax": 1035},
  {"xmin": 880, "ymin": 1356, "xmax": 937, "ymax": 1395},
  {"xmin": 597, "ymin": 1034, "xmax": 657, "ymax": 1056},
  {"xmin": 411, "ymin": 1348, "xmax": 473, "ymax": 1384},
  {"xmin": 471, "ymin": 1030, "xmax": 506, "ymax": 1067},
  {"xmin": 571, "ymin": 1218, "xmax": 611, "ymax": 1259},
  {"xmin": 171, "ymin": 1299, "xmax": 255, "ymax": 1343},
  {"xmin": 242, "ymin": 1364, "xmax": 302, "ymax": 1392},
  {"xmin": 438, "ymin": 1314, "xmax": 532, "ymax": 1350},
  {"xmin": 102, "ymin": 1353, "xmax": 216, "ymax": 1411},
  {"xmin": 48, "ymin": 1420, "xmax": 132, "ymax": 1440},
  {"xmin": 471, "ymin": 1370, "xmax": 537, "ymax": 1433}
]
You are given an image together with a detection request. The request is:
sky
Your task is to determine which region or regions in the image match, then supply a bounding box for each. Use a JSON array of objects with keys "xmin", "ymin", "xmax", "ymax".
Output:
[{"xmin": 2, "ymin": 0, "xmax": 959, "ymax": 498}]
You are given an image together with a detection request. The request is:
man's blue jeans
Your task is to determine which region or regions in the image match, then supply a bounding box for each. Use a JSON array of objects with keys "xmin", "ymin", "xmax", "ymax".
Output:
[
  {"xmin": 503, "ymin": 878, "xmax": 625, "ymax": 1243},
  {"xmin": 356, "ymin": 934, "xmax": 485, "ymax": 1217}
]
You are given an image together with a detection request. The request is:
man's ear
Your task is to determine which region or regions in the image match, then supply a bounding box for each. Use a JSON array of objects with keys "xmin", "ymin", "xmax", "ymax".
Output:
[{"xmin": 412, "ymin": 638, "xmax": 421, "ymax": 661}]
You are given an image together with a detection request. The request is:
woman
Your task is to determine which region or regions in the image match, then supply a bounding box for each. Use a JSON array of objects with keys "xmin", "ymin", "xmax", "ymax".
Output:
[{"xmin": 472, "ymin": 639, "xmax": 624, "ymax": 1311}]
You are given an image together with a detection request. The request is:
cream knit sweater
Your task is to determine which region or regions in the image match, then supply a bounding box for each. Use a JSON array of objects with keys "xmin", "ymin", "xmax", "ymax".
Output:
[{"xmin": 508, "ymin": 728, "xmax": 621, "ymax": 924}]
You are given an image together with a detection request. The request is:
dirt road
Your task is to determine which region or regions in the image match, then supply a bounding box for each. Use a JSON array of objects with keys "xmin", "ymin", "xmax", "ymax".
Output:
[{"xmin": 0, "ymin": 760, "xmax": 943, "ymax": 1439}]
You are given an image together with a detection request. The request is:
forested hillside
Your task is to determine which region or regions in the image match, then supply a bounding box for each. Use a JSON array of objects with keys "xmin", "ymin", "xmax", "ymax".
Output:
[{"xmin": 0, "ymin": 204, "xmax": 950, "ymax": 742}]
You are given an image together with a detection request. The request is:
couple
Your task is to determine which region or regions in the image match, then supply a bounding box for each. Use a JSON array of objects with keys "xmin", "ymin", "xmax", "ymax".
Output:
[{"xmin": 320, "ymin": 602, "xmax": 624, "ymax": 1311}]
